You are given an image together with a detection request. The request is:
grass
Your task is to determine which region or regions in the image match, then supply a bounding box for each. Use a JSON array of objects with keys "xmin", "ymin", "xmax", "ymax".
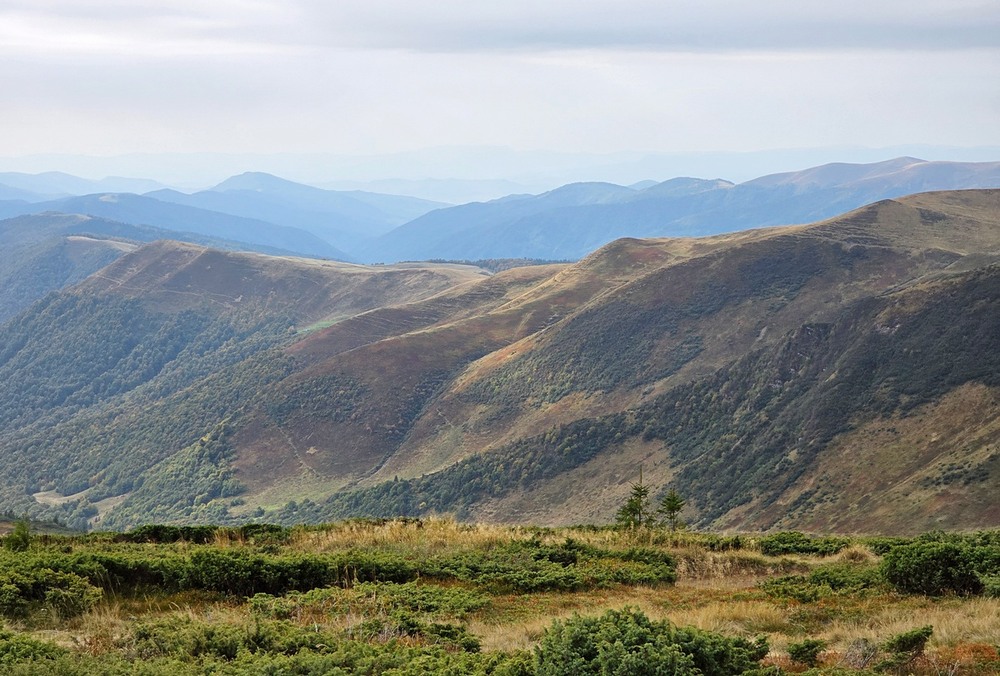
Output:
[{"xmin": 1, "ymin": 520, "xmax": 998, "ymax": 674}]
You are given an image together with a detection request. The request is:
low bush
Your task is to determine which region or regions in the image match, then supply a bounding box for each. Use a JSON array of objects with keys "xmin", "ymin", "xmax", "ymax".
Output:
[
  {"xmin": 0, "ymin": 630, "xmax": 65, "ymax": 665},
  {"xmin": 881, "ymin": 542, "xmax": 985, "ymax": 595},
  {"xmin": 760, "ymin": 561, "xmax": 882, "ymax": 601},
  {"xmin": 863, "ymin": 536, "xmax": 911, "ymax": 556},
  {"xmin": 787, "ymin": 638, "xmax": 825, "ymax": 667},
  {"xmin": 0, "ymin": 567, "xmax": 102, "ymax": 619},
  {"xmin": 875, "ymin": 625, "xmax": 933, "ymax": 673},
  {"xmin": 123, "ymin": 524, "xmax": 219, "ymax": 544},
  {"xmin": 980, "ymin": 574, "xmax": 1000, "ymax": 598},
  {"xmin": 534, "ymin": 607, "xmax": 767, "ymax": 676},
  {"xmin": 756, "ymin": 531, "xmax": 849, "ymax": 557},
  {"xmin": 250, "ymin": 581, "xmax": 489, "ymax": 622}
]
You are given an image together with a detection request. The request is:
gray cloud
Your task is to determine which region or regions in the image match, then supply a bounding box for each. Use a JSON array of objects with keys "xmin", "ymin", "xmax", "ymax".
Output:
[
  {"xmin": 0, "ymin": 1, "xmax": 997, "ymax": 163},
  {"xmin": 3, "ymin": 1, "xmax": 998, "ymax": 59},
  {"xmin": 291, "ymin": 1, "xmax": 1000, "ymax": 53}
]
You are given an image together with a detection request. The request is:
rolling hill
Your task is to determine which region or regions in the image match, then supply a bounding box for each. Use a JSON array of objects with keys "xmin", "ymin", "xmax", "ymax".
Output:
[
  {"xmin": 0, "ymin": 212, "xmax": 357, "ymax": 323},
  {"xmin": 0, "ymin": 190, "xmax": 997, "ymax": 534},
  {"xmin": 4, "ymin": 159, "xmax": 998, "ymax": 265},
  {"xmin": 0, "ymin": 245, "xmax": 486, "ymax": 526}
]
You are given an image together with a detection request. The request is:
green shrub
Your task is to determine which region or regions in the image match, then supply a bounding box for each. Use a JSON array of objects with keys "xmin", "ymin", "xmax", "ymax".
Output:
[
  {"xmin": 863, "ymin": 536, "xmax": 910, "ymax": 556},
  {"xmin": 3, "ymin": 519, "xmax": 30, "ymax": 553},
  {"xmin": 0, "ymin": 630, "xmax": 65, "ymax": 664},
  {"xmin": 980, "ymin": 574, "xmax": 1000, "ymax": 598},
  {"xmin": 180, "ymin": 549, "xmax": 421, "ymax": 597},
  {"xmin": 700, "ymin": 535, "xmax": 744, "ymax": 552},
  {"xmin": 807, "ymin": 562, "xmax": 883, "ymax": 593},
  {"xmin": 127, "ymin": 616, "xmax": 338, "ymax": 662},
  {"xmin": 534, "ymin": 607, "xmax": 767, "ymax": 676},
  {"xmin": 881, "ymin": 542, "xmax": 982, "ymax": 595},
  {"xmin": 249, "ymin": 581, "xmax": 489, "ymax": 623},
  {"xmin": 247, "ymin": 593, "xmax": 295, "ymax": 620},
  {"xmin": 0, "ymin": 567, "xmax": 102, "ymax": 619},
  {"xmin": 757, "ymin": 532, "xmax": 848, "ymax": 557},
  {"xmin": 426, "ymin": 547, "xmax": 586, "ymax": 593},
  {"xmin": 875, "ymin": 625, "xmax": 933, "ymax": 673},
  {"xmin": 882, "ymin": 625, "xmax": 932, "ymax": 655},
  {"xmin": 760, "ymin": 562, "xmax": 881, "ymax": 602},
  {"xmin": 759, "ymin": 575, "xmax": 832, "ymax": 603},
  {"xmin": 788, "ymin": 638, "xmax": 826, "ymax": 667},
  {"xmin": 353, "ymin": 581, "xmax": 489, "ymax": 618},
  {"xmin": 43, "ymin": 572, "xmax": 104, "ymax": 617},
  {"xmin": 125, "ymin": 524, "xmax": 219, "ymax": 544}
]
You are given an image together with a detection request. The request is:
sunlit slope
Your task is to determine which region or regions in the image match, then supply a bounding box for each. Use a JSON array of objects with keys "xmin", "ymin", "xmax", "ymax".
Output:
[
  {"xmin": 0, "ymin": 242, "xmax": 485, "ymax": 525},
  {"xmin": 1, "ymin": 190, "xmax": 997, "ymax": 533},
  {"xmin": 240, "ymin": 190, "xmax": 999, "ymax": 532}
]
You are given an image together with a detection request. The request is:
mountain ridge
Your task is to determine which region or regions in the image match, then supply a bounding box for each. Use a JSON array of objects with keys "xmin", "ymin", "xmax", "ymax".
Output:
[
  {"xmin": 366, "ymin": 158, "xmax": 1000, "ymax": 262},
  {"xmin": 0, "ymin": 189, "xmax": 997, "ymax": 533},
  {"xmin": 5, "ymin": 157, "xmax": 999, "ymax": 265}
]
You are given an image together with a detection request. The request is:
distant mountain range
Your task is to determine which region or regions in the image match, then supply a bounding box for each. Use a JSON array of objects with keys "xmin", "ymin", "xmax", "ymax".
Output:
[
  {"xmin": 147, "ymin": 172, "xmax": 446, "ymax": 253},
  {"xmin": 2, "ymin": 158, "xmax": 998, "ymax": 264},
  {"xmin": 0, "ymin": 171, "xmax": 168, "ymax": 200},
  {"xmin": 365, "ymin": 158, "xmax": 1000, "ymax": 261},
  {"xmin": 0, "ymin": 171, "xmax": 447, "ymax": 261},
  {"xmin": 0, "ymin": 188, "xmax": 997, "ymax": 533}
]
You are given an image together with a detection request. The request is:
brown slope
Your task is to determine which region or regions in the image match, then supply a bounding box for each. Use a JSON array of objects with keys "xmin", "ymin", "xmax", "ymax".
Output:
[
  {"xmin": 229, "ymin": 240, "xmax": 711, "ymax": 497},
  {"xmin": 457, "ymin": 264, "xmax": 1000, "ymax": 532},
  {"xmin": 78, "ymin": 240, "xmax": 488, "ymax": 321},
  {"xmin": 225, "ymin": 189, "xmax": 1000, "ymax": 521},
  {"xmin": 230, "ymin": 255, "xmax": 650, "ymax": 495},
  {"xmin": 758, "ymin": 382, "xmax": 1000, "ymax": 533},
  {"xmin": 377, "ymin": 191, "xmax": 999, "ymax": 481}
]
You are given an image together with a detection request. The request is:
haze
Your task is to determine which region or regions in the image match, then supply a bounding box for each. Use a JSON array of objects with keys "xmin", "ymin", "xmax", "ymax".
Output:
[{"xmin": 1, "ymin": 1, "xmax": 998, "ymax": 190}]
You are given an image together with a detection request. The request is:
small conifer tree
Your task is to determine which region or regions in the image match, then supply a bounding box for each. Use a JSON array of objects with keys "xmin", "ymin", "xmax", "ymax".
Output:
[
  {"xmin": 616, "ymin": 469, "xmax": 653, "ymax": 529},
  {"xmin": 657, "ymin": 489, "xmax": 685, "ymax": 531}
]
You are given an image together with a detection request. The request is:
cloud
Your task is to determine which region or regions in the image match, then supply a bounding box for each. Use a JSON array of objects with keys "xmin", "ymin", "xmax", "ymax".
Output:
[
  {"xmin": 0, "ymin": 1, "xmax": 997, "ymax": 160},
  {"xmin": 0, "ymin": 1, "xmax": 300, "ymax": 57},
  {"xmin": 3, "ymin": 1, "xmax": 998, "ymax": 60},
  {"xmin": 292, "ymin": 1, "xmax": 1000, "ymax": 53}
]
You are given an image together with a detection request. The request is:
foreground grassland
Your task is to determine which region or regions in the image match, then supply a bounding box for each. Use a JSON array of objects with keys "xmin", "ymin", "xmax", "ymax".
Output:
[{"xmin": 0, "ymin": 520, "xmax": 997, "ymax": 674}]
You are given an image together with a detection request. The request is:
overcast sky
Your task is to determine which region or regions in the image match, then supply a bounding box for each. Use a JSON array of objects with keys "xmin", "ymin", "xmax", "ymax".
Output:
[{"xmin": 1, "ymin": 1, "xmax": 998, "ymax": 181}]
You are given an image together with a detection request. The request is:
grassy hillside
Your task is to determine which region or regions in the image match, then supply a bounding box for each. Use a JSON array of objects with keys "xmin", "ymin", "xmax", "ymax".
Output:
[{"xmin": 0, "ymin": 212, "xmax": 357, "ymax": 322}]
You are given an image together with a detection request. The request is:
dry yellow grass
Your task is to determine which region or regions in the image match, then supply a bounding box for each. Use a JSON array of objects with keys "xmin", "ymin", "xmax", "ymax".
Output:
[
  {"xmin": 814, "ymin": 597, "xmax": 1000, "ymax": 650},
  {"xmin": 671, "ymin": 546, "xmax": 808, "ymax": 580},
  {"xmin": 471, "ymin": 586, "xmax": 670, "ymax": 652},
  {"xmin": 286, "ymin": 518, "xmax": 543, "ymax": 556}
]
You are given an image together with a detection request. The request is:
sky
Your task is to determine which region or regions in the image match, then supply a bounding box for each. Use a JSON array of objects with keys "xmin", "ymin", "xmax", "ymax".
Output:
[{"xmin": 1, "ymin": 1, "xmax": 998, "ymax": 187}]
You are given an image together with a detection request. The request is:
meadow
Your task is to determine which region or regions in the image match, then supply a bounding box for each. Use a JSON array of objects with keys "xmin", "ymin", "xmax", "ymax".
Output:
[{"xmin": 0, "ymin": 519, "xmax": 997, "ymax": 674}]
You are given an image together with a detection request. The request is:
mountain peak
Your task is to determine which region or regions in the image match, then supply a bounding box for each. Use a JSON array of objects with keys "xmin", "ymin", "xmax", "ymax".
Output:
[{"xmin": 211, "ymin": 171, "xmax": 303, "ymax": 193}]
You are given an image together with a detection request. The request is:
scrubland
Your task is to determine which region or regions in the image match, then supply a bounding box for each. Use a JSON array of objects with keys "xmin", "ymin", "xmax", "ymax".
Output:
[{"xmin": 0, "ymin": 519, "xmax": 997, "ymax": 674}]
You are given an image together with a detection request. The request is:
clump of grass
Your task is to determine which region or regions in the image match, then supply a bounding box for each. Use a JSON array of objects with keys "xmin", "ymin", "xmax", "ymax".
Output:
[
  {"xmin": 673, "ymin": 546, "xmax": 806, "ymax": 580},
  {"xmin": 288, "ymin": 518, "xmax": 540, "ymax": 557},
  {"xmin": 668, "ymin": 598, "xmax": 794, "ymax": 635},
  {"xmin": 72, "ymin": 603, "xmax": 131, "ymax": 656}
]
